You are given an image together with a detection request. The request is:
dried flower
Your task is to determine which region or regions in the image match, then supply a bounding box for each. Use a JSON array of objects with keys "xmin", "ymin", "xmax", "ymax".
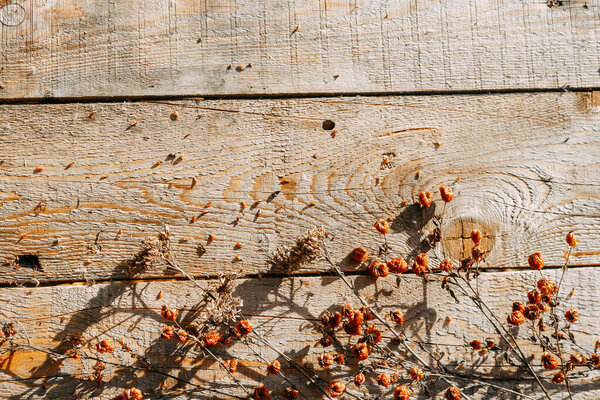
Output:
[
  {"xmin": 175, "ymin": 329, "xmax": 188, "ymax": 342},
  {"xmin": 236, "ymin": 320, "xmax": 252, "ymax": 336},
  {"xmin": 204, "ymin": 330, "xmax": 222, "ymax": 346},
  {"xmin": 344, "ymin": 321, "xmax": 362, "ymax": 335},
  {"xmin": 114, "ymin": 387, "xmax": 143, "ymax": 400},
  {"xmin": 267, "ymin": 360, "xmax": 281, "ymax": 374},
  {"xmin": 412, "ymin": 263, "xmax": 428, "ymax": 278},
  {"xmin": 444, "ymin": 386, "xmax": 461, "ymax": 400},
  {"xmin": 270, "ymin": 227, "xmax": 328, "ymax": 270},
  {"xmin": 507, "ymin": 311, "xmax": 525, "ymax": 326},
  {"xmin": 334, "ymin": 353, "xmax": 345, "ymax": 364},
  {"xmin": 552, "ymin": 371, "xmax": 565, "ymax": 384},
  {"xmin": 565, "ymin": 308, "xmax": 579, "ymax": 323},
  {"xmin": 471, "ymin": 246, "xmax": 484, "ymax": 262},
  {"xmin": 127, "ymin": 235, "xmax": 168, "ymax": 276},
  {"xmin": 570, "ymin": 354, "xmax": 585, "ymax": 365},
  {"xmin": 566, "ymin": 232, "xmax": 578, "ymax": 248},
  {"xmin": 96, "ymin": 339, "xmax": 115, "ymax": 354},
  {"xmin": 352, "ymin": 342, "xmax": 370, "ymax": 360},
  {"xmin": 161, "ymin": 326, "xmax": 174, "ymax": 339},
  {"xmin": 415, "ymin": 253, "xmax": 429, "ymax": 268},
  {"xmin": 318, "ymin": 353, "xmax": 334, "ymax": 368},
  {"xmin": 470, "ymin": 340, "xmax": 482, "ymax": 350},
  {"xmin": 222, "ymin": 358, "xmax": 238, "ymax": 373},
  {"xmin": 161, "ymin": 305, "xmax": 178, "ymax": 321},
  {"xmin": 418, "ymin": 191, "xmax": 433, "ymax": 207},
  {"xmin": 283, "ymin": 387, "xmax": 299, "ymax": 399},
  {"xmin": 350, "ymin": 247, "xmax": 369, "ymax": 263},
  {"xmin": 388, "ymin": 257, "xmax": 408, "ymax": 273},
  {"xmin": 523, "ymin": 305, "xmax": 540, "ymax": 321},
  {"xmin": 440, "ymin": 186, "xmax": 454, "ymax": 202},
  {"xmin": 374, "ymin": 219, "xmax": 390, "ymax": 234},
  {"xmin": 354, "ymin": 372, "xmax": 365, "ymax": 387},
  {"xmin": 527, "ymin": 290, "xmax": 541, "ymax": 304},
  {"xmin": 410, "ymin": 367, "xmax": 424, "ymax": 381},
  {"xmin": 542, "ymin": 352, "xmax": 559, "ymax": 370},
  {"xmin": 327, "ymin": 381, "xmax": 346, "ymax": 397},
  {"xmin": 537, "ymin": 279, "xmax": 556, "ymax": 296},
  {"xmin": 253, "ymin": 385, "xmax": 271, "ymax": 400},
  {"xmin": 320, "ymin": 335, "xmax": 333, "ymax": 347},
  {"xmin": 394, "ymin": 385, "xmax": 412, "ymax": 400},
  {"xmin": 470, "ymin": 229, "xmax": 482, "ymax": 246},
  {"xmin": 512, "ymin": 301, "xmax": 527, "ymax": 313},
  {"xmin": 321, "ymin": 311, "xmax": 342, "ymax": 330},
  {"xmin": 377, "ymin": 373, "xmax": 391, "ymax": 387},
  {"xmin": 485, "ymin": 338, "xmax": 496, "ymax": 349},
  {"xmin": 363, "ymin": 324, "xmax": 382, "ymax": 343},
  {"xmin": 439, "ymin": 259, "xmax": 455, "ymax": 272},
  {"xmin": 390, "ymin": 310, "xmax": 404, "ymax": 326},
  {"xmin": 369, "ymin": 260, "xmax": 389, "ymax": 278},
  {"xmin": 528, "ymin": 252, "xmax": 544, "ymax": 271}
]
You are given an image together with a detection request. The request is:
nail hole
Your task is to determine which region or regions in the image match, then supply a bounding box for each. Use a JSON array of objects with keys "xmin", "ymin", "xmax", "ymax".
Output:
[
  {"xmin": 322, "ymin": 120, "xmax": 335, "ymax": 130},
  {"xmin": 16, "ymin": 255, "xmax": 42, "ymax": 271}
]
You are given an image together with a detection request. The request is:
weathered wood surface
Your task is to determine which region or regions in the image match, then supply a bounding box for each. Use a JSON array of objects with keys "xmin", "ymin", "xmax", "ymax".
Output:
[
  {"xmin": 0, "ymin": 0, "xmax": 599, "ymax": 100},
  {"xmin": 0, "ymin": 267, "xmax": 598, "ymax": 399},
  {"xmin": 1, "ymin": 92, "xmax": 599, "ymax": 284}
]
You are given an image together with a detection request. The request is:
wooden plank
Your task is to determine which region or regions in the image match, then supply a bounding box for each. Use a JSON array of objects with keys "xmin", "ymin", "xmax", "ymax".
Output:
[
  {"xmin": 0, "ymin": 0, "xmax": 599, "ymax": 99},
  {"xmin": 1, "ymin": 92, "xmax": 599, "ymax": 284},
  {"xmin": 0, "ymin": 267, "xmax": 598, "ymax": 399}
]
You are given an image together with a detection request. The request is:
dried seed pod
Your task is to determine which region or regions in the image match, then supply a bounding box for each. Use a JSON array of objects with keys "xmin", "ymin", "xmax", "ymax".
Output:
[
  {"xmin": 542, "ymin": 352, "xmax": 559, "ymax": 370},
  {"xmin": 394, "ymin": 386, "xmax": 412, "ymax": 400},
  {"xmin": 439, "ymin": 185, "xmax": 454, "ymax": 202},
  {"xmin": 253, "ymin": 385, "xmax": 271, "ymax": 400},
  {"xmin": 470, "ymin": 229, "xmax": 482, "ymax": 246},
  {"xmin": 267, "ymin": 360, "xmax": 281, "ymax": 374},
  {"xmin": 552, "ymin": 371, "xmax": 565, "ymax": 384},
  {"xmin": 444, "ymin": 386, "xmax": 461, "ymax": 400},
  {"xmin": 409, "ymin": 367, "xmax": 424, "ymax": 381},
  {"xmin": 96, "ymin": 339, "xmax": 115, "ymax": 354},
  {"xmin": 523, "ymin": 304, "xmax": 540, "ymax": 321},
  {"xmin": 418, "ymin": 191, "xmax": 433, "ymax": 207},
  {"xmin": 439, "ymin": 259, "xmax": 455, "ymax": 272},
  {"xmin": 160, "ymin": 305, "xmax": 178, "ymax": 321},
  {"xmin": 161, "ymin": 326, "xmax": 174, "ymax": 339},
  {"xmin": 566, "ymin": 231, "xmax": 578, "ymax": 248},
  {"xmin": 283, "ymin": 387, "xmax": 299, "ymax": 399},
  {"xmin": 470, "ymin": 340, "xmax": 483, "ymax": 350},
  {"xmin": 507, "ymin": 311, "xmax": 525, "ymax": 326},
  {"xmin": 354, "ymin": 372, "xmax": 365, "ymax": 387},
  {"xmin": 350, "ymin": 247, "xmax": 369, "ymax": 263},
  {"xmin": 327, "ymin": 381, "xmax": 346, "ymax": 398},
  {"xmin": 528, "ymin": 252, "xmax": 544, "ymax": 271},
  {"xmin": 537, "ymin": 279, "xmax": 556, "ymax": 296},
  {"xmin": 369, "ymin": 260, "xmax": 389, "ymax": 278},
  {"xmin": 352, "ymin": 342, "xmax": 370, "ymax": 360},
  {"xmin": 235, "ymin": 320, "xmax": 252, "ymax": 336},
  {"xmin": 564, "ymin": 308, "xmax": 579, "ymax": 323},
  {"xmin": 387, "ymin": 257, "xmax": 408, "ymax": 273},
  {"xmin": 318, "ymin": 353, "xmax": 334, "ymax": 368},
  {"xmin": 373, "ymin": 219, "xmax": 390, "ymax": 234},
  {"xmin": 390, "ymin": 310, "xmax": 404, "ymax": 326},
  {"xmin": 527, "ymin": 290, "xmax": 541, "ymax": 304},
  {"xmin": 376, "ymin": 373, "xmax": 391, "ymax": 387},
  {"xmin": 512, "ymin": 301, "xmax": 527, "ymax": 313}
]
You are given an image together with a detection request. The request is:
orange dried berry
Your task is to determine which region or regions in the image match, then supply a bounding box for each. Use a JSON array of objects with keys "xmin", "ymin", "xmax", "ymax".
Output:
[
  {"xmin": 470, "ymin": 340, "xmax": 483, "ymax": 350},
  {"xmin": 537, "ymin": 279, "xmax": 556, "ymax": 296},
  {"xmin": 161, "ymin": 326, "xmax": 174, "ymax": 339},
  {"xmin": 236, "ymin": 320, "xmax": 252, "ymax": 336},
  {"xmin": 318, "ymin": 353, "xmax": 334, "ymax": 368},
  {"xmin": 387, "ymin": 257, "xmax": 409, "ymax": 273},
  {"xmin": 444, "ymin": 386, "xmax": 461, "ymax": 400},
  {"xmin": 542, "ymin": 352, "xmax": 559, "ymax": 370},
  {"xmin": 528, "ymin": 252, "xmax": 544, "ymax": 271},
  {"xmin": 418, "ymin": 191, "xmax": 433, "ymax": 207},
  {"xmin": 267, "ymin": 360, "xmax": 281, "ymax": 374},
  {"xmin": 470, "ymin": 229, "xmax": 483, "ymax": 246},
  {"xmin": 410, "ymin": 367, "xmax": 424, "ymax": 381},
  {"xmin": 524, "ymin": 304, "xmax": 540, "ymax": 321},
  {"xmin": 354, "ymin": 372, "xmax": 365, "ymax": 387},
  {"xmin": 512, "ymin": 301, "xmax": 527, "ymax": 313},
  {"xmin": 570, "ymin": 354, "xmax": 585, "ymax": 365},
  {"xmin": 222, "ymin": 358, "xmax": 238, "ymax": 373},
  {"xmin": 377, "ymin": 373, "xmax": 391, "ymax": 387},
  {"xmin": 327, "ymin": 381, "xmax": 346, "ymax": 398},
  {"xmin": 394, "ymin": 385, "xmax": 412, "ymax": 400},
  {"xmin": 321, "ymin": 311, "xmax": 342, "ymax": 329},
  {"xmin": 566, "ymin": 232, "xmax": 578, "ymax": 248},
  {"xmin": 160, "ymin": 305, "xmax": 178, "ymax": 321},
  {"xmin": 439, "ymin": 259, "xmax": 455, "ymax": 272},
  {"xmin": 350, "ymin": 247, "xmax": 369, "ymax": 263},
  {"xmin": 175, "ymin": 329, "xmax": 188, "ymax": 342},
  {"xmin": 283, "ymin": 387, "xmax": 299, "ymax": 399},
  {"xmin": 527, "ymin": 290, "xmax": 542, "ymax": 304},
  {"xmin": 552, "ymin": 371, "xmax": 565, "ymax": 384},
  {"xmin": 390, "ymin": 310, "xmax": 404, "ymax": 326},
  {"xmin": 204, "ymin": 330, "xmax": 222, "ymax": 346},
  {"xmin": 369, "ymin": 260, "xmax": 389, "ymax": 278},
  {"xmin": 507, "ymin": 311, "xmax": 525, "ymax": 326},
  {"xmin": 564, "ymin": 308, "xmax": 579, "ymax": 323},
  {"xmin": 415, "ymin": 253, "xmax": 429, "ymax": 268},
  {"xmin": 96, "ymin": 339, "xmax": 115, "ymax": 354},
  {"xmin": 253, "ymin": 385, "xmax": 271, "ymax": 400},
  {"xmin": 352, "ymin": 342, "xmax": 370, "ymax": 360},
  {"xmin": 364, "ymin": 324, "xmax": 382, "ymax": 343},
  {"xmin": 439, "ymin": 185, "xmax": 454, "ymax": 202},
  {"xmin": 374, "ymin": 219, "xmax": 390, "ymax": 234},
  {"xmin": 412, "ymin": 263, "xmax": 428, "ymax": 278}
]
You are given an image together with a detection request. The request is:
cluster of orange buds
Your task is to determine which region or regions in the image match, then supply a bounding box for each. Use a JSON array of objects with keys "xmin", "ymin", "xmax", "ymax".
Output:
[
  {"xmin": 235, "ymin": 320, "xmax": 253, "ymax": 337},
  {"xmin": 203, "ymin": 330, "xmax": 224, "ymax": 346},
  {"xmin": 161, "ymin": 326, "xmax": 174, "ymax": 339},
  {"xmin": 394, "ymin": 385, "xmax": 412, "ymax": 400},
  {"xmin": 369, "ymin": 260, "xmax": 389, "ymax": 278},
  {"xmin": 418, "ymin": 191, "xmax": 433, "ymax": 208},
  {"xmin": 444, "ymin": 386, "xmax": 461, "ymax": 400},
  {"xmin": 387, "ymin": 257, "xmax": 409, "ymax": 274},
  {"xmin": 222, "ymin": 358, "xmax": 238, "ymax": 373},
  {"xmin": 412, "ymin": 253, "xmax": 429, "ymax": 277},
  {"xmin": 409, "ymin": 366, "xmax": 424, "ymax": 381},
  {"xmin": 439, "ymin": 258, "xmax": 455, "ymax": 273},
  {"xmin": 96, "ymin": 338, "xmax": 115, "ymax": 354},
  {"xmin": 327, "ymin": 381, "xmax": 346, "ymax": 397},
  {"xmin": 113, "ymin": 387, "xmax": 143, "ymax": 400},
  {"xmin": 88, "ymin": 360, "xmax": 104, "ymax": 384},
  {"xmin": 160, "ymin": 305, "xmax": 178, "ymax": 321},
  {"xmin": 376, "ymin": 372, "xmax": 391, "ymax": 387}
]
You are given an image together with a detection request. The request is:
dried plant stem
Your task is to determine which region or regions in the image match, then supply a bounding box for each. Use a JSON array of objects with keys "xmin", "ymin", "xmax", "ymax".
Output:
[
  {"xmin": 7, "ymin": 340, "xmax": 247, "ymax": 400},
  {"xmin": 321, "ymin": 247, "xmax": 472, "ymax": 400},
  {"xmin": 454, "ymin": 274, "xmax": 553, "ymax": 400}
]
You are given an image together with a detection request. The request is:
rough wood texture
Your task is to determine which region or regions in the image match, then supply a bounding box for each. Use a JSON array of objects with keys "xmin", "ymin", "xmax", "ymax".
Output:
[
  {"xmin": 0, "ymin": 267, "xmax": 598, "ymax": 399},
  {"xmin": 0, "ymin": 0, "xmax": 599, "ymax": 99},
  {"xmin": 1, "ymin": 92, "xmax": 599, "ymax": 284}
]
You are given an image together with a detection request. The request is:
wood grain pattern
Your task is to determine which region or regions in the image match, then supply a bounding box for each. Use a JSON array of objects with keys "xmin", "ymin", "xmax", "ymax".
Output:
[
  {"xmin": 0, "ymin": 0, "xmax": 599, "ymax": 99},
  {"xmin": 0, "ymin": 92, "xmax": 599, "ymax": 284},
  {"xmin": 0, "ymin": 268, "xmax": 598, "ymax": 399}
]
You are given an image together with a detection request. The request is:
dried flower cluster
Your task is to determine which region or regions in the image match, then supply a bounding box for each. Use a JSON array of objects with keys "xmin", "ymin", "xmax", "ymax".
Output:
[
  {"xmin": 126, "ymin": 234, "xmax": 169, "ymax": 276},
  {"xmin": 270, "ymin": 226, "xmax": 329, "ymax": 270}
]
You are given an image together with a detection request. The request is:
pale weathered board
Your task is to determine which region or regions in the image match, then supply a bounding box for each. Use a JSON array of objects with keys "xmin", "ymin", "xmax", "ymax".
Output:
[
  {"xmin": 0, "ymin": 0, "xmax": 599, "ymax": 99},
  {"xmin": 1, "ymin": 92, "xmax": 599, "ymax": 284},
  {"xmin": 0, "ymin": 267, "xmax": 598, "ymax": 399}
]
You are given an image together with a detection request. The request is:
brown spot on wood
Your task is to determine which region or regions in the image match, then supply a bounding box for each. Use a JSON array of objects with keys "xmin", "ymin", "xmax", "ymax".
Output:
[
  {"xmin": 572, "ymin": 250, "xmax": 600, "ymax": 257},
  {"xmin": 322, "ymin": 120, "xmax": 335, "ymax": 130},
  {"xmin": 280, "ymin": 176, "xmax": 297, "ymax": 201}
]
